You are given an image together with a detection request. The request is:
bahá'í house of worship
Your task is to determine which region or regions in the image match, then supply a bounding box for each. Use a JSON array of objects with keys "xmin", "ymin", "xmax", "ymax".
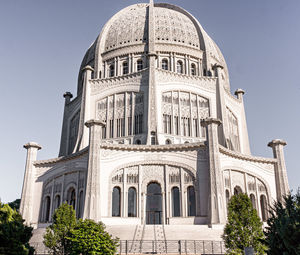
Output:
[{"xmin": 20, "ymin": 0, "xmax": 290, "ymax": 253}]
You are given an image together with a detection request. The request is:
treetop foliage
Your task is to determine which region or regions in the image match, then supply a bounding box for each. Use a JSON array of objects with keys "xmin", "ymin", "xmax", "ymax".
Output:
[
  {"xmin": 264, "ymin": 190, "xmax": 300, "ymax": 255},
  {"xmin": 0, "ymin": 202, "xmax": 34, "ymax": 255},
  {"xmin": 222, "ymin": 193, "xmax": 267, "ymax": 255}
]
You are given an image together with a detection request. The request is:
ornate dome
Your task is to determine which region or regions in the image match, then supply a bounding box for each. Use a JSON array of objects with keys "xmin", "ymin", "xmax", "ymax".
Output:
[
  {"xmin": 78, "ymin": 2, "xmax": 230, "ymax": 93},
  {"xmin": 103, "ymin": 3, "xmax": 200, "ymax": 52}
]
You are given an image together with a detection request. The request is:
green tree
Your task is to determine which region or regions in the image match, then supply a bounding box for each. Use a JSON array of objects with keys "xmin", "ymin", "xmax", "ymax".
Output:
[
  {"xmin": 43, "ymin": 203, "xmax": 76, "ymax": 255},
  {"xmin": 264, "ymin": 190, "xmax": 300, "ymax": 255},
  {"xmin": 8, "ymin": 199, "xmax": 21, "ymax": 211},
  {"xmin": 0, "ymin": 202, "xmax": 34, "ymax": 255},
  {"xmin": 67, "ymin": 219, "xmax": 118, "ymax": 255},
  {"xmin": 222, "ymin": 193, "xmax": 267, "ymax": 255}
]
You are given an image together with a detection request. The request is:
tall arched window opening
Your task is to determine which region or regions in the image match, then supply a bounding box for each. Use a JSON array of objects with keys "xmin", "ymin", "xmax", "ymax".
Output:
[
  {"xmin": 162, "ymin": 59, "xmax": 168, "ymax": 70},
  {"xmin": 112, "ymin": 187, "xmax": 121, "ymax": 217},
  {"xmin": 137, "ymin": 59, "xmax": 143, "ymax": 71},
  {"xmin": 67, "ymin": 188, "xmax": 76, "ymax": 209},
  {"xmin": 109, "ymin": 64, "xmax": 115, "ymax": 77},
  {"xmin": 187, "ymin": 186, "xmax": 196, "ymax": 216},
  {"xmin": 123, "ymin": 61, "xmax": 128, "ymax": 75},
  {"xmin": 260, "ymin": 195, "xmax": 268, "ymax": 221},
  {"xmin": 44, "ymin": 196, "xmax": 51, "ymax": 222},
  {"xmin": 191, "ymin": 63, "xmax": 196, "ymax": 76},
  {"xmin": 250, "ymin": 194, "xmax": 256, "ymax": 209},
  {"xmin": 225, "ymin": 189, "xmax": 230, "ymax": 206},
  {"xmin": 78, "ymin": 190, "xmax": 84, "ymax": 218},
  {"xmin": 54, "ymin": 195, "xmax": 60, "ymax": 211},
  {"xmin": 177, "ymin": 60, "xmax": 183, "ymax": 74},
  {"xmin": 128, "ymin": 187, "xmax": 137, "ymax": 217},
  {"xmin": 234, "ymin": 186, "xmax": 242, "ymax": 195},
  {"xmin": 146, "ymin": 182, "xmax": 162, "ymax": 224},
  {"xmin": 172, "ymin": 187, "xmax": 181, "ymax": 217}
]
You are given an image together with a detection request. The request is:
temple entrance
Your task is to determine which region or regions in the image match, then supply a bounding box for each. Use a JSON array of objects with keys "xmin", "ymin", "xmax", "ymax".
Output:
[{"xmin": 146, "ymin": 182, "xmax": 162, "ymax": 224}]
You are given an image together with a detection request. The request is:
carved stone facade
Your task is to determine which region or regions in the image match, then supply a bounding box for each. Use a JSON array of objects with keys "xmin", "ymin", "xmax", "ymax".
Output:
[{"xmin": 20, "ymin": 1, "xmax": 289, "ymax": 250}]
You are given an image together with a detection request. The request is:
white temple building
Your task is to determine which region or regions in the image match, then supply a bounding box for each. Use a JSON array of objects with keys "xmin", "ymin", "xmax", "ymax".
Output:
[{"xmin": 20, "ymin": 0, "xmax": 290, "ymax": 253}]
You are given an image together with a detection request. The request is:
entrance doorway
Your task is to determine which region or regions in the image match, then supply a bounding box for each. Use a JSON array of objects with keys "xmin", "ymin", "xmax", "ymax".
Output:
[{"xmin": 146, "ymin": 182, "xmax": 162, "ymax": 224}]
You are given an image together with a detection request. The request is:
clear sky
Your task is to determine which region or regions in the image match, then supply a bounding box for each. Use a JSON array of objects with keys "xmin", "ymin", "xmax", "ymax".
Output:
[{"xmin": 0, "ymin": 0, "xmax": 299, "ymax": 203}]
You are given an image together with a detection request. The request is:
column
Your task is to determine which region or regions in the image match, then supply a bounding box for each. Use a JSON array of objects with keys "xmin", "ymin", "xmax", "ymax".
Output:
[
  {"xmin": 83, "ymin": 119, "xmax": 105, "ymax": 221},
  {"xmin": 268, "ymin": 139, "xmax": 289, "ymax": 202},
  {"xmin": 138, "ymin": 165, "xmax": 142, "ymax": 219},
  {"xmin": 180, "ymin": 167, "xmax": 186, "ymax": 217},
  {"xmin": 165, "ymin": 165, "xmax": 170, "ymax": 223},
  {"xmin": 201, "ymin": 118, "xmax": 226, "ymax": 225},
  {"xmin": 59, "ymin": 92, "xmax": 73, "ymax": 156},
  {"xmin": 20, "ymin": 142, "xmax": 42, "ymax": 225},
  {"xmin": 123, "ymin": 168, "xmax": 128, "ymax": 217},
  {"xmin": 234, "ymin": 89, "xmax": 251, "ymax": 154}
]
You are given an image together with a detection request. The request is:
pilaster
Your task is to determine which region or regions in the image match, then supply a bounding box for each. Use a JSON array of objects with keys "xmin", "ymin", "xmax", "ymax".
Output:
[
  {"xmin": 146, "ymin": 0, "xmax": 158, "ymax": 144},
  {"xmin": 83, "ymin": 119, "xmax": 105, "ymax": 221},
  {"xmin": 268, "ymin": 139, "xmax": 289, "ymax": 202},
  {"xmin": 201, "ymin": 118, "xmax": 226, "ymax": 225},
  {"xmin": 20, "ymin": 142, "xmax": 42, "ymax": 225}
]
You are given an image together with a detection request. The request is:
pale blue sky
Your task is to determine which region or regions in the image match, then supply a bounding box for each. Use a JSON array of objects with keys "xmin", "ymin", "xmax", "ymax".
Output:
[{"xmin": 0, "ymin": 0, "xmax": 299, "ymax": 202}]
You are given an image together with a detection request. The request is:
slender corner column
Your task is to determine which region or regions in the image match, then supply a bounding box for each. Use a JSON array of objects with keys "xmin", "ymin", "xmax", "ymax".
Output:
[
  {"xmin": 83, "ymin": 119, "xmax": 105, "ymax": 221},
  {"xmin": 20, "ymin": 142, "xmax": 42, "ymax": 225},
  {"xmin": 59, "ymin": 92, "xmax": 73, "ymax": 156},
  {"xmin": 268, "ymin": 139, "xmax": 289, "ymax": 202},
  {"xmin": 201, "ymin": 118, "xmax": 226, "ymax": 225},
  {"xmin": 234, "ymin": 89, "xmax": 251, "ymax": 154}
]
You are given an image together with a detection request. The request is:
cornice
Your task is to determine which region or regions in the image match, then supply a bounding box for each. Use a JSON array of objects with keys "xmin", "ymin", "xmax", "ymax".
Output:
[
  {"xmin": 100, "ymin": 142, "xmax": 205, "ymax": 152},
  {"xmin": 219, "ymin": 146, "xmax": 277, "ymax": 164},
  {"xmin": 34, "ymin": 142, "xmax": 206, "ymax": 166},
  {"xmin": 34, "ymin": 147, "xmax": 89, "ymax": 167}
]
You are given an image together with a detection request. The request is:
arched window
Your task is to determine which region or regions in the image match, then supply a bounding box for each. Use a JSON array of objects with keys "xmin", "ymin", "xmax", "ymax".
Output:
[
  {"xmin": 250, "ymin": 194, "xmax": 256, "ymax": 209},
  {"xmin": 112, "ymin": 187, "xmax": 121, "ymax": 217},
  {"xmin": 67, "ymin": 188, "xmax": 76, "ymax": 209},
  {"xmin": 177, "ymin": 60, "xmax": 183, "ymax": 74},
  {"xmin": 225, "ymin": 189, "xmax": 230, "ymax": 206},
  {"xmin": 54, "ymin": 195, "xmax": 60, "ymax": 211},
  {"xmin": 191, "ymin": 63, "xmax": 196, "ymax": 76},
  {"xmin": 165, "ymin": 139, "xmax": 171, "ymax": 145},
  {"xmin": 260, "ymin": 195, "xmax": 268, "ymax": 221},
  {"xmin": 123, "ymin": 61, "xmax": 128, "ymax": 75},
  {"xmin": 128, "ymin": 187, "xmax": 137, "ymax": 217},
  {"xmin": 234, "ymin": 186, "xmax": 242, "ymax": 195},
  {"xmin": 137, "ymin": 59, "xmax": 143, "ymax": 71},
  {"xmin": 78, "ymin": 190, "xmax": 84, "ymax": 218},
  {"xmin": 162, "ymin": 59, "xmax": 168, "ymax": 70},
  {"xmin": 172, "ymin": 187, "xmax": 180, "ymax": 217},
  {"xmin": 44, "ymin": 196, "xmax": 51, "ymax": 222},
  {"xmin": 109, "ymin": 64, "xmax": 115, "ymax": 77},
  {"xmin": 187, "ymin": 186, "xmax": 196, "ymax": 216}
]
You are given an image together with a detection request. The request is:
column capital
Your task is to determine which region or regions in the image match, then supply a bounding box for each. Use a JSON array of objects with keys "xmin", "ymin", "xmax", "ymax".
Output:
[
  {"xmin": 201, "ymin": 117, "xmax": 222, "ymax": 127},
  {"xmin": 234, "ymin": 88, "xmax": 245, "ymax": 96},
  {"xmin": 23, "ymin": 142, "xmax": 42, "ymax": 150},
  {"xmin": 63, "ymin": 91, "xmax": 73, "ymax": 99},
  {"xmin": 268, "ymin": 139, "xmax": 287, "ymax": 147},
  {"xmin": 81, "ymin": 65, "xmax": 94, "ymax": 72},
  {"xmin": 212, "ymin": 64, "xmax": 224, "ymax": 70},
  {"xmin": 85, "ymin": 119, "xmax": 106, "ymax": 128}
]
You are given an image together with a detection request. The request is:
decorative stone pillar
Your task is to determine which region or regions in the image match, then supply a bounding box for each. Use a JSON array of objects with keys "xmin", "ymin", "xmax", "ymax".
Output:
[
  {"xmin": 75, "ymin": 65, "xmax": 94, "ymax": 152},
  {"xmin": 201, "ymin": 118, "xmax": 226, "ymax": 225},
  {"xmin": 59, "ymin": 92, "xmax": 73, "ymax": 156},
  {"xmin": 234, "ymin": 89, "xmax": 251, "ymax": 154},
  {"xmin": 268, "ymin": 139, "xmax": 289, "ymax": 202},
  {"xmin": 20, "ymin": 142, "xmax": 42, "ymax": 225},
  {"xmin": 213, "ymin": 64, "xmax": 228, "ymax": 148},
  {"xmin": 83, "ymin": 119, "xmax": 105, "ymax": 221}
]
